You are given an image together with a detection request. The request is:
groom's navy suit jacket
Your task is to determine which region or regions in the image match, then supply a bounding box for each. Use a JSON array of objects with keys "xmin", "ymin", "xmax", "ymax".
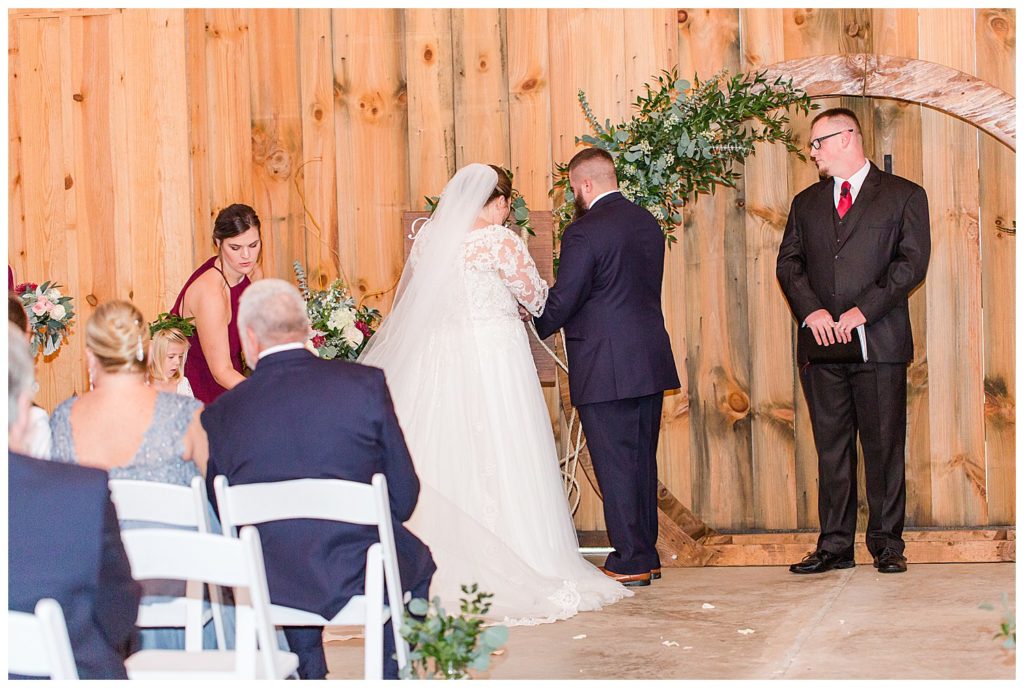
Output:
[
  {"xmin": 202, "ymin": 348, "xmax": 436, "ymax": 619},
  {"xmin": 535, "ymin": 191, "xmax": 680, "ymax": 406}
]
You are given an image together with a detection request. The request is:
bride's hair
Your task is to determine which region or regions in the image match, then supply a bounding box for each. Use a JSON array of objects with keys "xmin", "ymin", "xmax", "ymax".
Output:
[{"xmin": 486, "ymin": 165, "xmax": 512, "ymax": 204}]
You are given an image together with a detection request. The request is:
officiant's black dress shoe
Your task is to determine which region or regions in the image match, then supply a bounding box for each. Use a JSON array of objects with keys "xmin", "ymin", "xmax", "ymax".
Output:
[
  {"xmin": 788, "ymin": 549, "xmax": 855, "ymax": 574},
  {"xmin": 873, "ymin": 547, "xmax": 908, "ymax": 574},
  {"xmin": 599, "ymin": 566, "xmax": 651, "ymax": 587},
  {"xmin": 650, "ymin": 567, "xmax": 662, "ymax": 580}
]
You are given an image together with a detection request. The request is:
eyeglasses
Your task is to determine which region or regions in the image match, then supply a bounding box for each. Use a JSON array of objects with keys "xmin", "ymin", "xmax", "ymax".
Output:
[{"xmin": 809, "ymin": 128, "xmax": 853, "ymax": 150}]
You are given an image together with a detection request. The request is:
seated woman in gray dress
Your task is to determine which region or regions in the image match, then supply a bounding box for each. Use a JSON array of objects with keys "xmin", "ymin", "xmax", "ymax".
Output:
[{"xmin": 49, "ymin": 300, "xmax": 230, "ymax": 649}]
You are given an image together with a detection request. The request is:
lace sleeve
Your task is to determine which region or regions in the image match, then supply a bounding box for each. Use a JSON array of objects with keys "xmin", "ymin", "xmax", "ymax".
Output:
[{"xmin": 495, "ymin": 230, "xmax": 548, "ymax": 316}]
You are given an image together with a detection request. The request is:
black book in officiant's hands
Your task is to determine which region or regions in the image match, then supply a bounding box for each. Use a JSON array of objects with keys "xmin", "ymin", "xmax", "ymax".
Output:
[{"xmin": 799, "ymin": 323, "xmax": 868, "ymax": 364}]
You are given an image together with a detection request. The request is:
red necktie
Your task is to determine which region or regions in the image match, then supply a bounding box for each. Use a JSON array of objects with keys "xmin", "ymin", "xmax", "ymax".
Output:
[{"xmin": 837, "ymin": 180, "xmax": 852, "ymax": 219}]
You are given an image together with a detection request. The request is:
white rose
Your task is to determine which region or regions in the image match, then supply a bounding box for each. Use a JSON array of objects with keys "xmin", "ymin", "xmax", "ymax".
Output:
[
  {"xmin": 342, "ymin": 322, "xmax": 364, "ymax": 347},
  {"xmin": 45, "ymin": 287, "xmax": 61, "ymax": 300},
  {"xmin": 50, "ymin": 304, "xmax": 66, "ymax": 320},
  {"xmin": 327, "ymin": 307, "xmax": 355, "ymax": 332}
]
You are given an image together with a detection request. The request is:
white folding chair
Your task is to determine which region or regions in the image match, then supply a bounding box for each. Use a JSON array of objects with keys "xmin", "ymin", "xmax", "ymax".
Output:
[
  {"xmin": 108, "ymin": 477, "xmax": 227, "ymax": 650},
  {"xmin": 213, "ymin": 474, "xmax": 409, "ymax": 680},
  {"xmin": 121, "ymin": 527, "xmax": 298, "ymax": 679},
  {"xmin": 8, "ymin": 598, "xmax": 79, "ymax": 679}
]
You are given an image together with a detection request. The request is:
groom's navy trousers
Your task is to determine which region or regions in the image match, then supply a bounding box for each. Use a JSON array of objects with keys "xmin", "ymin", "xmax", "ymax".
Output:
[
  {"xmin": 535, "ymin": 191, "xmax": 679, "ymax": 576},
  {"xmin": 577, "ymin": 393, "xmax": 664, "ymax": 574}
]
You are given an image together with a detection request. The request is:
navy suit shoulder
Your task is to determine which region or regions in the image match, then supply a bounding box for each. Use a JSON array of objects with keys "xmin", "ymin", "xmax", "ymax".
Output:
[{"xmin": 9, "ymin": 452, "xmax": 139, "ymax": 679}]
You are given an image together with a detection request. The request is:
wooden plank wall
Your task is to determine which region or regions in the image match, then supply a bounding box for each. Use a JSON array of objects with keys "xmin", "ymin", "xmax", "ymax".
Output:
[{"xmin": 8, "ymin": 8, "xmax": 1015, "ymax": 532}]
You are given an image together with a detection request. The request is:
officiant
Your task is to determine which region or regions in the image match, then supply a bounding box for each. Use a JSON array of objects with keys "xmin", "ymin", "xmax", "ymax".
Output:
[{"xmin": 776, "ymin": 108, "xmax": 931, "ymax": 576}]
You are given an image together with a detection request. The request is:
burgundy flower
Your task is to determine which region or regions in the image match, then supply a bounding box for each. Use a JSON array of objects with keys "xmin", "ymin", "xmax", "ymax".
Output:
[
  {"xmin": 312, "ymin": 334, "xmax": 326, "ymax": 348},
  {"xmin": 355, "ymin": 320, "xmax": 372, "ymax": 337},
  {"xmin": 15, "ymin": 282, "xmax": 37, "ymax": 295}
]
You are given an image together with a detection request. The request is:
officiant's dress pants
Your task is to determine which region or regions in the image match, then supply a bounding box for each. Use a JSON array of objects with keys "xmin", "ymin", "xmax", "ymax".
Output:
[
  {"xmin": 578, "ymin": 392, "xmax": 663, "ymax": 575},
  {"xmin": 800, "ymin": 361, "xmax": 908, "ymax": 558}
]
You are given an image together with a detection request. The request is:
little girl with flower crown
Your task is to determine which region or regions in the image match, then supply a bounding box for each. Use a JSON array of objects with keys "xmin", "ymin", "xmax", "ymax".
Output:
[{"xmin": 147, "ymin": 313, "xmax": 195, "ymax": 397}]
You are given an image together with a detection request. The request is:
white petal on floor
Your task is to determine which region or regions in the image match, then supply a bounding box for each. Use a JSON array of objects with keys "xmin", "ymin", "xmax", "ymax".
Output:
[
  {"xmin": 702, "ymin": 603, "xmax": 716, "ymax": 609},
  {"xmin": 572, "ymin": 634, "xmax": 587, "ymax": 640},
  {"xmin": 737, "ymin": 628, "xmax": 756, "ymax": 635}
]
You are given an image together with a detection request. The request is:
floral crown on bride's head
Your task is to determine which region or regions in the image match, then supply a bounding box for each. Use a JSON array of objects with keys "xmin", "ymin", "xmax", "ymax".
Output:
[{"xmin": 148, "ymin": 312, "xmax": 196, "ymax": 338}]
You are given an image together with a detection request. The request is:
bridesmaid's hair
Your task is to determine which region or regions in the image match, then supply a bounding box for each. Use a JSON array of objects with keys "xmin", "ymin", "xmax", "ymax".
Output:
[
  {"xmin": 486, "ymin": 166, "xmax": 513, "ymax": 204},
  {"xmin": 213, "ymin": 203, "xmax": 261, "ymax": 244},
  {"xmin": 86, "ymin": 301, "xmax": 149, "ymax": 374},
  {"xmin": 148, "ymin": 328, "xmax": 190, "ymax": 384},
  {"xmin": 8, "ymin": 291, "xmax": 29, "ymax": 333}
]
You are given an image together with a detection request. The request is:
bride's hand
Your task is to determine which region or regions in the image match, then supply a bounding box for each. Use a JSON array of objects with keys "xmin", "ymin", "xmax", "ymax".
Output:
[{"xmin": 517, "ymin": 304, "xmax": 532, "ymax": 322}]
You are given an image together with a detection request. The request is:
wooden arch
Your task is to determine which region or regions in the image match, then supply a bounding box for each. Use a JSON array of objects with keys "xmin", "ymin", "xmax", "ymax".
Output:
[{"xmin": 760, "ymin": 53, "xmax": 1016, "ymax": 151}]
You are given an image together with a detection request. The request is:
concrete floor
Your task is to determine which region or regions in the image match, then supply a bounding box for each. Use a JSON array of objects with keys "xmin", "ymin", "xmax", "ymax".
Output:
[{"xmin": 324, "ymin": 562, "xmax": 1015, "ymax": 680}]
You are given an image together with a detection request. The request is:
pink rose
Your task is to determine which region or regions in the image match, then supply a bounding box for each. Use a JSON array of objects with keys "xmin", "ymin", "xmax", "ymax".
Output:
[{"xmin": 31, "ymin": 301, "xmax": 47, "ymax": 316}]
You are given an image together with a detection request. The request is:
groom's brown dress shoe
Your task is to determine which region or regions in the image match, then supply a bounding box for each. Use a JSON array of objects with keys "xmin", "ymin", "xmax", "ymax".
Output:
[
  {"xmin": 599, "ymin": 567, "xmax": 651, "ymax": 587},
  {"xmin": 650, "ymin": 567, "xmax": 662, "ymax": 580}
]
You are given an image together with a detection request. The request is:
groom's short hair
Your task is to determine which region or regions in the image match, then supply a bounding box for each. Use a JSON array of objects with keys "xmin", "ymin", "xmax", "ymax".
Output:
[
  {"xmin": 567, "ymin": 147, "xmax": 617, "ymax": 184},
  {"xmin": 237, "ymin": 279, "xmax": 310, "ymax": 347}
]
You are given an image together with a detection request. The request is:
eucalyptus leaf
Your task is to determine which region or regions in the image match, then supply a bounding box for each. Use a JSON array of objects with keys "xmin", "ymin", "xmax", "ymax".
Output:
[
  {"xmin": 481, "ymin": 625, "xmax": 509, "ymax": 646},
  {"xmin": 468, "ymin": 655, "xmax": 491, "ymax": 672}
]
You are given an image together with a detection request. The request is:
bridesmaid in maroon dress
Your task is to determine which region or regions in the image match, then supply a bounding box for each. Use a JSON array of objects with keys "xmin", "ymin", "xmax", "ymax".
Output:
[{"xmin": 171, "ymin": 204, "xmax": 263, "ymax": 403}]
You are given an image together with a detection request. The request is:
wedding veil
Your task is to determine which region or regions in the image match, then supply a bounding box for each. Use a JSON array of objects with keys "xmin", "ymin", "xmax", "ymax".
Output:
[{"xmin": 357, "ymin": 163, "xmax": 499, "ymax": 396}]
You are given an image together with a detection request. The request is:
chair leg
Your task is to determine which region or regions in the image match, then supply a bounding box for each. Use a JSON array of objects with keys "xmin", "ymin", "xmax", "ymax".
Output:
[
  {"xmin": 364, "ymin": 545, "xmax": 385, "ymax": 680},
  {"xmin": 208, "ymin": 583, "xmax": 228, "ymax": 650}
]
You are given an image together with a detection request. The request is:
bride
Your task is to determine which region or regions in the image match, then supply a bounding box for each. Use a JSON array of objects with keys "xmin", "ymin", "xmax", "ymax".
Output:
[{"xmin": 359, "ymin": 163, "xmax": 631, "ymax": 624}]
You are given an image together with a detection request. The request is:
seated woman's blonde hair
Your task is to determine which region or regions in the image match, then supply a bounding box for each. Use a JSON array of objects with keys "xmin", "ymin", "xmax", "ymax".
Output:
[
  {"xmin": 86, "ymin": 300, "xmax": 149, "ymax": 374},
  {"xmin": 148, "ymin": 328, "xmax": 190, "ymax": 384}
]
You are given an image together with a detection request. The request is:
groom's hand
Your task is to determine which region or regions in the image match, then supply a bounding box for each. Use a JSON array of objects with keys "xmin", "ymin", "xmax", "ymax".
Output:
[{"xmin": 517, "ymin": 304, "xmax": 532, "ymax": 322}]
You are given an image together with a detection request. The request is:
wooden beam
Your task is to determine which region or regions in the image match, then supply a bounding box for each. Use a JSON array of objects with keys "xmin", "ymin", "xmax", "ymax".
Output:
[
  {"xmin": 706, "ymin": 536, "xmax": 1015, "ymax": 566},
  {"xmin": 586, "ymin": 528, "xmax": 1015, "ymax": 565},
  {"xmin": 759, "ymin": 53, "xmax": 1016, "ymax": 150}
]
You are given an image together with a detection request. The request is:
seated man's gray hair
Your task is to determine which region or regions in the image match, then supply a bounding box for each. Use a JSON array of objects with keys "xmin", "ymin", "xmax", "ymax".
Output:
[
  {"xmin": 9, "ymin": 327, "xmax": 35, "ymax": 429},
  {"xmin": 237, "ymin": 278, "xmax": 311, "ymax": 347}
]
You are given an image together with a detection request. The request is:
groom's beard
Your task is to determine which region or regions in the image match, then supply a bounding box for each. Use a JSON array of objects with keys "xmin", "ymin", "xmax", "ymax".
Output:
[{"xmin": 573, "ymin": 194, "xmax": 588, "ymax": 220}]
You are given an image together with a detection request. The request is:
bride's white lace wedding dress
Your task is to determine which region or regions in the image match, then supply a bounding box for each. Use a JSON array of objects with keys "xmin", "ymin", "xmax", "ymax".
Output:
[{"xmin": 359, "ymin": 164, "xmax": 630, "ymax": 625}]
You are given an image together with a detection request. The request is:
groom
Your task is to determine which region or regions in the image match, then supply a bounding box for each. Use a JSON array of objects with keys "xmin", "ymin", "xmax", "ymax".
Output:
[{"xmin": 534, "ymin": 148, "xmax": 680, "ymax": 587}]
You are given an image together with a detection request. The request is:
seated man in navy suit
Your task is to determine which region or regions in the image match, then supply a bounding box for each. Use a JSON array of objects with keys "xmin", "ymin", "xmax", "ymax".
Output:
[
  {"xmin": 201, "ymin": 279, "xmax": 436, "ymax": 680},
  {"xmin": 8, "ymin": 328, "xmax": 141, "ymax": 679}
]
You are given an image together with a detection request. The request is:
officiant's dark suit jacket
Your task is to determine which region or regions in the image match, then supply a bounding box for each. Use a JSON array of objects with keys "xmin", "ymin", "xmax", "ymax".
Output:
[
  {"xmin": 534, "ymin": 191, "xmax": 680, "ymax": 405},
  {"xmin": 201, "ymin": 349, "xmax": 436, "ymax": 619},
  {"xmin": 9, "ymin": 451, "xmax": 140, "ymax": 679},
  {"xmin": 777, "ymin": 162, "xmax": 930, "ymax": 363}
]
